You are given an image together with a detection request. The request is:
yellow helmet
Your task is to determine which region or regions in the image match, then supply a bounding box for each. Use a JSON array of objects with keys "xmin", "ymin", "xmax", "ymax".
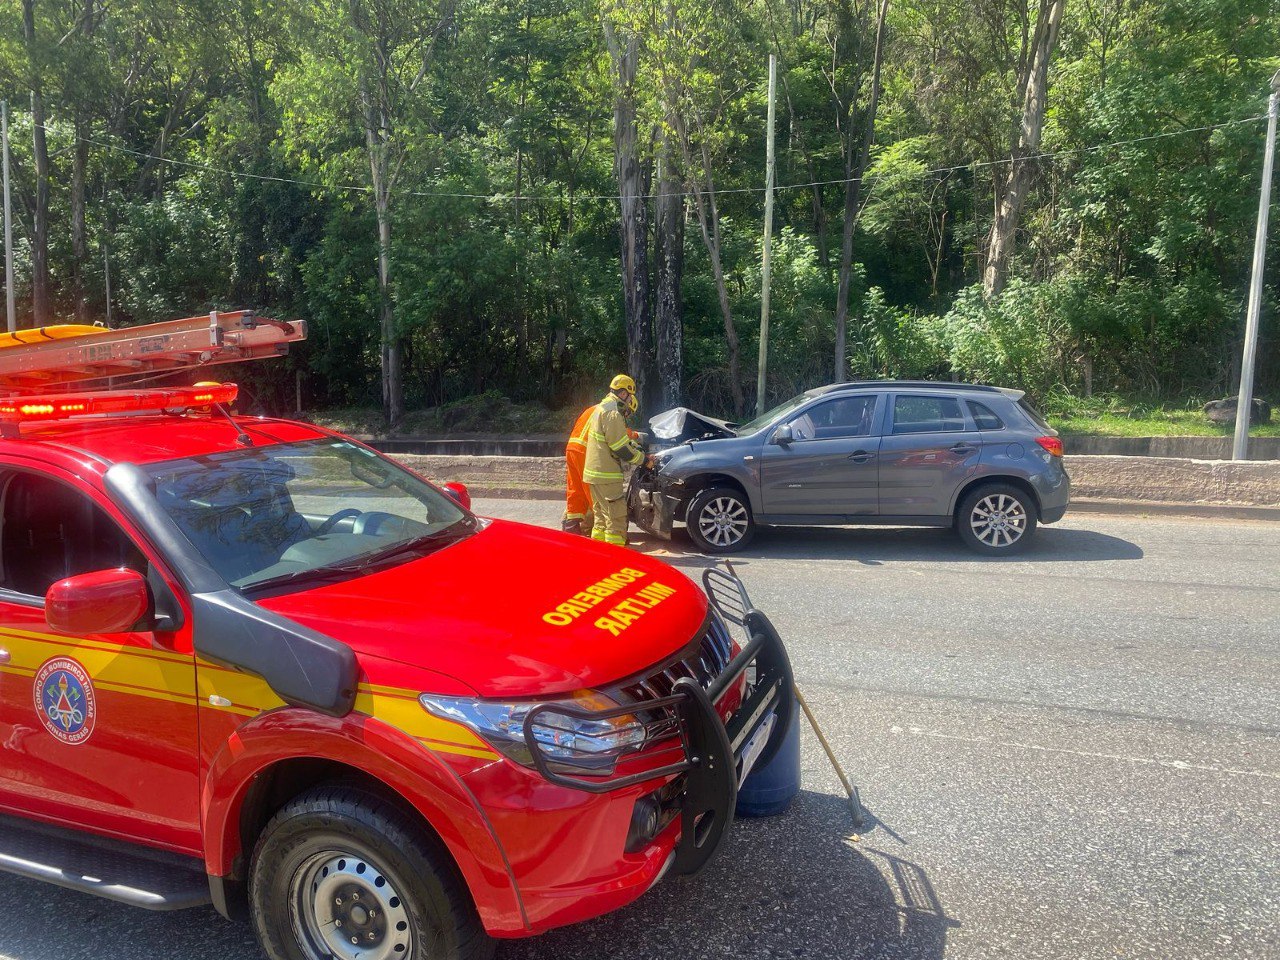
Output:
[{"xmin": 609, "ymin": 374, "xmax": 636, "ymax": 394}]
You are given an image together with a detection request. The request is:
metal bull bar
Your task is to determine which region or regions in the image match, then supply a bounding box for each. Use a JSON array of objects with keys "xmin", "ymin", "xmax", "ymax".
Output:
[{"xmin": 522, "ymin": 567, "xmax": 795, "ymax": 875}]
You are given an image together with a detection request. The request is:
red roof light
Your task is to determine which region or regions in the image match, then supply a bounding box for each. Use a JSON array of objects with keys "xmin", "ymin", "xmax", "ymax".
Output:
[{"xmin": 0, "ymin": 383, "xmax": 239, "ymax": 426}]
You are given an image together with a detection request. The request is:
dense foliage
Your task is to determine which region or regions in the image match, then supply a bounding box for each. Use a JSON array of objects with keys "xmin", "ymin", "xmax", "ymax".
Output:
[{"xmin": 0, "ymin": 0, "xmax": 1277, "ymax": 421}]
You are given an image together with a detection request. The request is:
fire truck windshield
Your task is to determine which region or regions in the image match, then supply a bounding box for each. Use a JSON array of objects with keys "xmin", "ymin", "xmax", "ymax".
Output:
[{"xmin": 145, "ymin": 439, "xmax": 473, "ymax": 593}]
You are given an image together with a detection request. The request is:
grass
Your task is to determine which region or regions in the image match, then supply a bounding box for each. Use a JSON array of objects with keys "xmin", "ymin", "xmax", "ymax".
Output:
[
  {"xmin": 309, "ymin": 390, "xmax": 1280, "ymax": 440},
  {"xmin": 1043, "ymin": 395, "xmax": 1280, "ymax": 438},
  {"xmin": 311, "ymin": 391, "xmax": 575, "ymax": 438}
]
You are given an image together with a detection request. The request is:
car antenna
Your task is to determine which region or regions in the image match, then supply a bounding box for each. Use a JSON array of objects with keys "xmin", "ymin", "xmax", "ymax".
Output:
[{"xmin": 213, "ymin": 401, "xmax": 253, "ymax": 446}]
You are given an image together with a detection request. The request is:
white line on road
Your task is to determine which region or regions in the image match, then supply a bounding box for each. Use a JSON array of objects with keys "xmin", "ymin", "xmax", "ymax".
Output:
[{"xmin": 890, "ymin": 725, "xmax": 1280, "ymax": 780}]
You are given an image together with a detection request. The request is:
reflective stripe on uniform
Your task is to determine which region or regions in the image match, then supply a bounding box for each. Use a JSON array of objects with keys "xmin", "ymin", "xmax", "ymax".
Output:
[{"xmin": 583, "ymin": 467, "xmax": 623, "ymax": 481}]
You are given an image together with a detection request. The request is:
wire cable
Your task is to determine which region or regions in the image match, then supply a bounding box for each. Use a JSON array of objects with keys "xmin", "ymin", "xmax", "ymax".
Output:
[{"xmin": 24, "ymin": 113, "xmax": 1268, "ymax": 205}]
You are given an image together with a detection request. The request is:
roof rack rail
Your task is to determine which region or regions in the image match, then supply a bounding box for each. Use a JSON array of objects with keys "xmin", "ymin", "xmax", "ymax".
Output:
[
  {"xmin": 0, "ymin": 310, "xmax": 305, "ymax": 393},
  {"xmin": 816, "ymin": 379, "xmax": 1005, "ymax": 394}
]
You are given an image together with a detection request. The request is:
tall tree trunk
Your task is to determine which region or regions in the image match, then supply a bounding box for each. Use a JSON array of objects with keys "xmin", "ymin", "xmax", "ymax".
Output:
[
  {"xmin": 603, "ymin": 22, "xmax": 652, "ymax": 398},
  {"xmin": 362, "ymin": 71, "xmax": 402, "ymax": 424},
  {"xmin": 374, "ymin": 191, "xmax": 402, "ymax": 424},
  {"xmin": 23, "ymin": 0, "xmax": 50, "ymax": 327},
  {"xmin": 833, "ymin": 0, "xmax": 889, "ymax": 383},
  {"xmin": 654, "ymin": 133, "xmax": 684, "ymax": 410},
  {"xmin": 71, "ymin": 119, "xmax": 89, "ymax": 323},
  {"xmin": 983, "ymin": 0, "xmax": 1066, "ymax": 299},
  {"xmin": 689, "ymin": 144, "xmax": 743, "ymax": 417}
]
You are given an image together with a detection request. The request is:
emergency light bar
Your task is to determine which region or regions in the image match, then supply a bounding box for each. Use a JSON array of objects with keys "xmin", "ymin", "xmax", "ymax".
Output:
[{"xmin": 0, "ymin": 383, "xmax": 238, "ymax": 425}]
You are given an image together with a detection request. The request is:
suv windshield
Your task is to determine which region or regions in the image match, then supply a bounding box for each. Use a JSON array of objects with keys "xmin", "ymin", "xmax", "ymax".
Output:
[
  {"xmin": 735, "ymin": 393, "xmax": 815, "ymax": 435},
  {"xmin": 146, "ymin": 439, "xmax": 473, "ymax": 593}
]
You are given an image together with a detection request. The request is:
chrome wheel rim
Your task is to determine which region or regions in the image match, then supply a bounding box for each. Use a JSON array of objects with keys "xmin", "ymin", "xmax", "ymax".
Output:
[
  {"xmin": 290, "ymin": 850, "xmax": 414, "ymax": 960},
  {"xmin": 698, "ymin": 496, "xmax": 749, "ymax": 547},
  {"xmin": 970, "ymin": 494, "xmax": 1027, "ymax": 548}
]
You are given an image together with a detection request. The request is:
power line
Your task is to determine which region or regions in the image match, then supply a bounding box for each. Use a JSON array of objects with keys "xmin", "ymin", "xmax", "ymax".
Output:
[{"xmin": 23, "ymin": 113, "xmax": 1268, "ymax": 205}]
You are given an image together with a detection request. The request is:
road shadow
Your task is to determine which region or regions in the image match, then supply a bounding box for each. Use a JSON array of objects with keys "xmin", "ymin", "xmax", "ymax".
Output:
[
  {"xmin": 634, "ymin": 523, "xmax": 1143, "ymax": 567},
  {"xmin": 0, "ymin": 793, "xmax": 951, "ymax": 960},
  {"xmin": 502, "ymin": 790, "xmax": 955, "ymax": 960}
]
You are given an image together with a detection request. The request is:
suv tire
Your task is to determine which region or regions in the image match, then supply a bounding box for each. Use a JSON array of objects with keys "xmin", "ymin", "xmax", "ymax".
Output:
[
  {"xmin": 956, "ymin": 483, "xmax": 1037, "ymax": 555},
  {"xmin": 686, "ymin": 486, "xmax": 756, "ymax": 553},
  {"xmin": 249, "ymin": 785, "xmax": 493, "ymax": 960}
]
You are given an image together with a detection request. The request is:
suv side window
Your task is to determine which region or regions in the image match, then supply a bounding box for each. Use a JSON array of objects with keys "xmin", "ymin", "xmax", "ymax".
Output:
[
  {"xmin": 967, "ymin": 400, "xmax": 1005, "ymax": 430},
  {"xmin": 0, "ymin": 472, "xmax": 147, "ymax": 600},
  {"xmin": 789, "ymin": 395, "xmax": 878, "ymax": 441},
  {"xmin": 891, "ymin": 395, "xmax": 966, "ymax": 434}
]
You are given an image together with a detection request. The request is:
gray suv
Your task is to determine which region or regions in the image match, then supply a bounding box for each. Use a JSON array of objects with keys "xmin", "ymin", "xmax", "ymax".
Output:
[{"xmin": 628, "ymin": 381, "xmax": 1070, "ymax": 555}]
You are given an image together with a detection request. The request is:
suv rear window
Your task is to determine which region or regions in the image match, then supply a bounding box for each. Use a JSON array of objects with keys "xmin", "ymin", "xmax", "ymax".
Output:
[
  {"xmin": 892, "ymin": 395, "xmax": 966, "ymax": 434},
  {"xmin": 1017, "ymin": 398, "xmax": 1051, "ymax": 431},
  {"xmin": 967, "ymin": 401, "xmax": 1005, "ymax": 430}
]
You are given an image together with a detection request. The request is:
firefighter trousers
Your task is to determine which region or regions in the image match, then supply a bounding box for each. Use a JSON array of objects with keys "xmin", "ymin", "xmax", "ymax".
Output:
[
  {"xmin": 587, "ymin": 480, "xmax": 628, "ymax": 546},
  {"xmin": 563, "ymin": 448, "xmax": 593, "ymax": 533}
]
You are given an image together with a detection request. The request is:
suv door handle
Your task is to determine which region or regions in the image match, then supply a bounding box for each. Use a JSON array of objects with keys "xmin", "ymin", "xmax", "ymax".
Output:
[
  {"xmin": 847, "ymin": 450, "xmax": 876, "ymax": 463},
  {"xmin": 950, "ymin": 443, "xmax": 977, "ymax": 455}
]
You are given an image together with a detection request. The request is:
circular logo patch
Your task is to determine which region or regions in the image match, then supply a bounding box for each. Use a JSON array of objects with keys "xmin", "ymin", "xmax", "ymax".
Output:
[{"xmin": 33, "ymin": 658, "xmax": 97, "ymax": 745}]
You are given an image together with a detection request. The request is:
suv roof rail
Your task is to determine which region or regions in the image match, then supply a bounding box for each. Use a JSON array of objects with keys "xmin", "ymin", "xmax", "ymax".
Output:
[{"xmin": 813, "ymin": 379, "xmax": 1006, "ymax": 395}]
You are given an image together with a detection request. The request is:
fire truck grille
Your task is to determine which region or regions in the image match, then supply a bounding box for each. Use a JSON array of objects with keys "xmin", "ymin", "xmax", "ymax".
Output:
[{"xmin": 619, "ymin": 617, "xmax": 735, "ymax": 742}]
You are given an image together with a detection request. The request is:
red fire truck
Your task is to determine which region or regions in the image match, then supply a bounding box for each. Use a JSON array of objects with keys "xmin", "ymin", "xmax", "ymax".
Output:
[{"xmin": 0, "ymin": 311, "xmax": 793, "ymax": 960}]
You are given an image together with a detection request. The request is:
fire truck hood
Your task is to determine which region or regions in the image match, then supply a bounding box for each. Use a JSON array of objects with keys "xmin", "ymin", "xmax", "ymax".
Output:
[{"xmin": 255, "ymin": 519, "xmax": 709, "ymax": 699}]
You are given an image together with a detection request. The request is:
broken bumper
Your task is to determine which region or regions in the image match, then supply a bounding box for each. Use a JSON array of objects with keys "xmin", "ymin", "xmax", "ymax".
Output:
[{"xmin": 521, "ymin": 568, "xmax": 794, "ymax": 875}]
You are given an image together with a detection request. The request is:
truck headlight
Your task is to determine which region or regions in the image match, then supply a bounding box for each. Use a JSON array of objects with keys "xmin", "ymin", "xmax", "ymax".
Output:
[{"xmin": 419, "ymin": 691, "xmax": 647, "ymax": 771}]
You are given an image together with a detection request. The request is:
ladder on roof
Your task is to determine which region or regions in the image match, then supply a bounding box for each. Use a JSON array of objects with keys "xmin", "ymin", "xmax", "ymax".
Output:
[{"xmin": 0, "ymin": 310, "xmax": 306, "ymax": 393}]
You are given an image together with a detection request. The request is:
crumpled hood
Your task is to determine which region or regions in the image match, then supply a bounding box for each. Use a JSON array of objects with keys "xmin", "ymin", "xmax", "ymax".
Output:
[
  {"xmin": 256, "ymin": 519, "xmax": 708, "ymax": 698},
  {"xmin": 649, "ymin": 407, "xmax": 737, "ymax": 446}
]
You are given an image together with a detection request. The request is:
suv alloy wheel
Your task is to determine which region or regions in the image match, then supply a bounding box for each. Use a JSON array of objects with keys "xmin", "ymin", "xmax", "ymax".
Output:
[
  {"xmin": 956, "ymin": 483, "xmax": 1037, "ymax": 555},
  {"xmin": 686, "ymin": 486, "xmax": 756, "ymax": 553}
]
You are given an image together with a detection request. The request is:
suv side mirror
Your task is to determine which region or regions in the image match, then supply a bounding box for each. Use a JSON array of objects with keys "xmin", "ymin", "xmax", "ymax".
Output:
[
  {"xmin": 444, "ymin": 481, "xmax": 472, "ymax": 511},
  {"xmin": 46, "ymin": 568, "xmax": 149, "ymax": 635},
  {"xmin": 771, "ymin": 423, "xmax": 794, "ymax": 445}
]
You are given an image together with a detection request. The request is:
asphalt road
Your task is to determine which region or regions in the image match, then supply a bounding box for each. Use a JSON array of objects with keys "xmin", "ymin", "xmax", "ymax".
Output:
[{"xmin": 1, "ymin": 506, "xmax": 1277, "ymax": 960}]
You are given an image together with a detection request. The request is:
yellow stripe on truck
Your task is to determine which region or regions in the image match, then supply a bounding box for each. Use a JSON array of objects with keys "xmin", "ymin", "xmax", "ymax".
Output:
[{"xmin": 0, "ymin": 627, "xmax": 497, "ymax": 761}]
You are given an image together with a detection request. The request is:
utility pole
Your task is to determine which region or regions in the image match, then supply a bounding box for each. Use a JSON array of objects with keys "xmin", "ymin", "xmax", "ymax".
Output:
[
  {"xmin": 102, "ymin": 181, "xmax": 112, "ymax": 326},
  {"xmin": 1233, "ymin": 69, "xmax": 1280, "ymax": 461},
  {"xmin": 2, "ymin": 101, "xmax": 15, "ymax": 334},
  {"xmin": 756, "ymin": 54, "xmax": 777, "ymax": 416}
]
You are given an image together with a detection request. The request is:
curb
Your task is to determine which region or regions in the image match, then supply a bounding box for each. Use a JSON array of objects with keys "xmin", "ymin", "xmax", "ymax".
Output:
[
  {"xmin": 455, "ymin": 485, "xmax": 1280, "ymax": 521},
  {"xmin": 1069, "ymin": 498, "xmax": 1280, "ymax": 522}
]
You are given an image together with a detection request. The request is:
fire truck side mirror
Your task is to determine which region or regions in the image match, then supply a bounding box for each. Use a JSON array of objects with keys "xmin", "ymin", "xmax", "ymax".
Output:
[
  {"xmin": 46, "ymin": 568, "xmax": 150, "ymax": 636},
  {"xmin": 443, "ymin": 482, "xmax": 472, "ymax": 511}
]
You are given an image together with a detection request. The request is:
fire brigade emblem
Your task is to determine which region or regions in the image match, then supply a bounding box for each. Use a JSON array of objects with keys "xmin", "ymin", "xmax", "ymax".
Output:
[{"xmin": 33, "ymin": 658, "xmax": 97, "ymax": 745}]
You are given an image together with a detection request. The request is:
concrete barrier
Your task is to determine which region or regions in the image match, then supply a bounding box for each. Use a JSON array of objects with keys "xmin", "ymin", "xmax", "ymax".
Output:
[
  {"xmin": 1067, "ymin": 455, "xmax": 1280, "ymax": 507},
  {"xmin": 1062, "ymin": 435, "xmax": 1280, "ymax": 460},
  {"xmin": 389, "ymin": 453, "xmax": 1280, "ymax": 512}
]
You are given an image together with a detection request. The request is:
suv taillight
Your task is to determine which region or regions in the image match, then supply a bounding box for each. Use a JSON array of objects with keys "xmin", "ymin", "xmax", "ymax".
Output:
[{"xmin": 1036, "ymin": 436, "xmax": 1063, "ymax": 457}]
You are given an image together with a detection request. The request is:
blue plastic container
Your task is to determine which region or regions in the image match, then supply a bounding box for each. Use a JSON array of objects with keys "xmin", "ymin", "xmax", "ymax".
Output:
[{"xmin": 735, "ymin": 699, "xmax": 801, "ymax": 818}]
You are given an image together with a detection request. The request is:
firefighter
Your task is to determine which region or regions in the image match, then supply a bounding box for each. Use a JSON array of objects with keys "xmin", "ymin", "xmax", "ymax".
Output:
[
  {"xmin": 563, "ymin": 387, "xmax": 645, "ymax": 535},
  {"xmin": 582, "ymin": 374, "xmax": 645, "ymax": 546}
]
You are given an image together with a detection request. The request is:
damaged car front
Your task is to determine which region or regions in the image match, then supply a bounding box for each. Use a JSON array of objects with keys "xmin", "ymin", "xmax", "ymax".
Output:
[{"xmin": 628, "ymin": 406, "xmax": 745, "ymax": 541}]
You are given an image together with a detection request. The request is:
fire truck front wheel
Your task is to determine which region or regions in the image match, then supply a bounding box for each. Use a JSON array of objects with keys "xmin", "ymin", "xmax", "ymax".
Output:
[{"xmin": 249, "ymin": 785, "xmax": 494, "ymax": 960}]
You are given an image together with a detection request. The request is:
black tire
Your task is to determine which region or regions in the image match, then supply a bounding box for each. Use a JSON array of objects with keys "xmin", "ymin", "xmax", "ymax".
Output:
[
  {"xmin": 956, "ymin": 483, "xmax": 1037, "ymax": 555},
  {"xmin": 686, "ymin": 486, "xmax": 756, "ymax": 553},
  {"xmin": 249, "ymin": 785, "xmax": 493, "ymax": 960}
]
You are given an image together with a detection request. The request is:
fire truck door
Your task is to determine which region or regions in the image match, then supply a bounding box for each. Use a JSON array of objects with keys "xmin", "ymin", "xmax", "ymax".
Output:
[{"xmin": 0, "ymin": 467, "xmax": 201, "ymax": 852}]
